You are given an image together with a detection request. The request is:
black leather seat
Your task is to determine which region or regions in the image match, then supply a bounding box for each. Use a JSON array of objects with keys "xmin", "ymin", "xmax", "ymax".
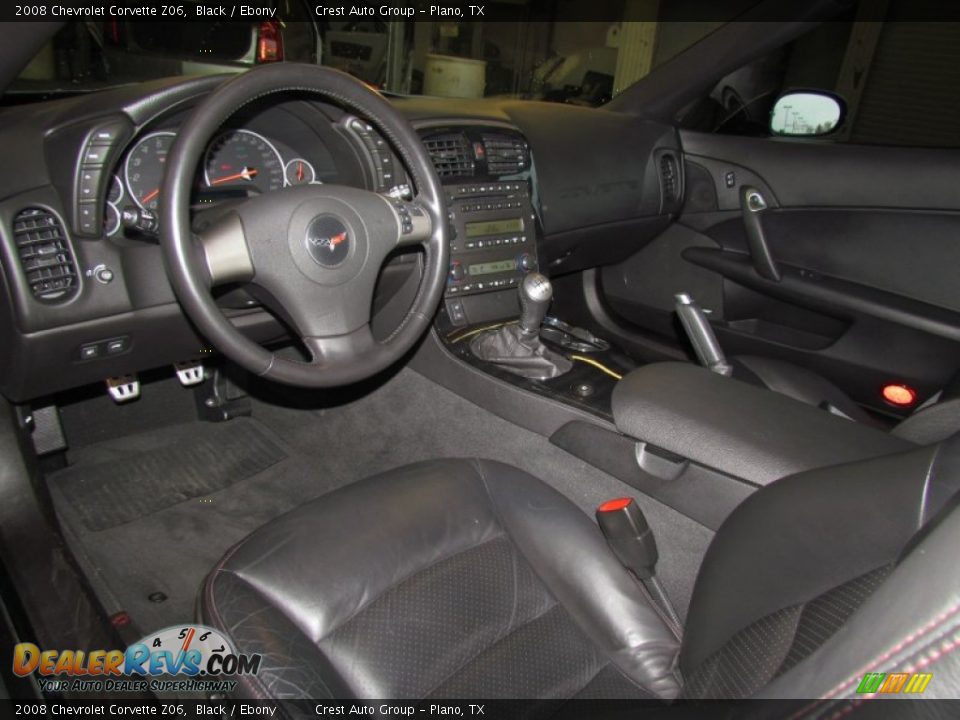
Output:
[
  {"xmin": 201, "ymin": 442, "xmax": 960, "ymax": 700},
  {"xmin": 731, "ymin": 355, "xmax": 960, "ymax": 445}
]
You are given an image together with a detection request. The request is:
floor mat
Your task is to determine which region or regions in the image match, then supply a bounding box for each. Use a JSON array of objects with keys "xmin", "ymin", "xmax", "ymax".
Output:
[{"xmin": 50, "ymin": 419, "xmax": 286, "ymax": 531}]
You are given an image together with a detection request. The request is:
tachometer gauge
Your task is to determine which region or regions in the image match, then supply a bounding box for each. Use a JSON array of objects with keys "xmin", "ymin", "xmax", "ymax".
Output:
[
  {"xmin": 284, "ymin": 158, "xmax": 317, "ymax": 186},
  {"xmin": 125, "ymin": 131, "xmax": 176, "ymax": 212},
  {"xmin": 204, "ymin": 130, "xmax": 284, "ymax": 195}
]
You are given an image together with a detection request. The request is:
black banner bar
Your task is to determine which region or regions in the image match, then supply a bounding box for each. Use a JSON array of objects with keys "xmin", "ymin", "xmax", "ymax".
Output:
[
  {"xmin": 5, "ymin": 0, "xmax": 960, "ymax": 23},
  {"xmin": 0, "ymin": 699, "xmax": 954, "ymax": 720}
]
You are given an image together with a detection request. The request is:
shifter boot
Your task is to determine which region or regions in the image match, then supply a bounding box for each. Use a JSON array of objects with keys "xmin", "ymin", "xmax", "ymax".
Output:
[{"xmin": 470, "ymin": 324, "xmax": 572, "ymax": 380}]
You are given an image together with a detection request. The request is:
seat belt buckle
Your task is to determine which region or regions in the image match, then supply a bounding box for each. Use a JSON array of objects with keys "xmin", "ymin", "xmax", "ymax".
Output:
[{"xmin": 595, "ymin": 497, "xmax": 658, "ymax": 579}]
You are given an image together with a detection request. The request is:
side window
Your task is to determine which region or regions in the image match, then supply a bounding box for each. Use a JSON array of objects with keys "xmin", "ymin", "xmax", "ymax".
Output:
[{"xmin": 683, "ymin": 12, "xmax": 960, "ymax": 148}]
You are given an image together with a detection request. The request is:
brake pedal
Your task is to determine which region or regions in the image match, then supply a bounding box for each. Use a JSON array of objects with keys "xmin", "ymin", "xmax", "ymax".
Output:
[
  {"xmin": 174, "ymin": 361, "xmax": 205, "ymax": 387},
  {"xmin": 106, "ymin": 375, "xmax": 140, "ymax": 403}
]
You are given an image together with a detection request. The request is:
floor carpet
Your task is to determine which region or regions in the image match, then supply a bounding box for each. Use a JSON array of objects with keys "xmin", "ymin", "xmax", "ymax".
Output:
[{"xmin": 48, "ymin": 368, "xmax": 714, "ymax": 637}]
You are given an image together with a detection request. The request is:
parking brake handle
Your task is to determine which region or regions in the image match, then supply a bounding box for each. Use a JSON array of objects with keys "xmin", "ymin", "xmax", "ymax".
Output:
[
  {"xmin": 740, "ymin": 186, "xmax": 781, "ymax": 282},
  {"xmin": 675, "ymin": 293, "xmax": 732, "ymax": 377}
]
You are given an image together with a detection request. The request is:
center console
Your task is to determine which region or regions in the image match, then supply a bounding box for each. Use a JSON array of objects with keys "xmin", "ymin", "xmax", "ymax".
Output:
[
  {"xmin": 417, "ymin": 125, "xmax": 540, "ymax": 327},
  {"xmin": 418, "ymin": 123, "xmax": 636, "ymax": 419}
]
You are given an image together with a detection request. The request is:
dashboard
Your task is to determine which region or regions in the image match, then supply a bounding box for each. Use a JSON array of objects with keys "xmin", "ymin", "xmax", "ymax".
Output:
[{"xmin": 0, "ymin": 74, "xmax": 680, "ymax": 402}]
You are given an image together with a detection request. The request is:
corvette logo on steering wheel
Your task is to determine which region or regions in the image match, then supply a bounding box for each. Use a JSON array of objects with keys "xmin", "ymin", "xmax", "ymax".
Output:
[
  {"xmin": 313, "ymin": 232, "xmax": 347, "ymax": 251},
  {"xmin": 305, "ymin": 216, "xmax": 350, "ymax": 268}
]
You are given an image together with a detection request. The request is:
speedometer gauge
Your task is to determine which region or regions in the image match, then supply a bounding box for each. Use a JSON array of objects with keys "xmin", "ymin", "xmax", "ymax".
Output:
[
  {"xmin": 125, "ymin": 131, "xmax": 176, "ymax": 212},
  {"xmin": 204, "ymin": 130, "xmax": 284, "ymax": 195}
]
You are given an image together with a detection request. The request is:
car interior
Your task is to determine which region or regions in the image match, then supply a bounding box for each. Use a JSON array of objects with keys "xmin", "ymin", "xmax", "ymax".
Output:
[{"xmin": 1, "ymin": 6, "xmax": 960, "ymax": 708}]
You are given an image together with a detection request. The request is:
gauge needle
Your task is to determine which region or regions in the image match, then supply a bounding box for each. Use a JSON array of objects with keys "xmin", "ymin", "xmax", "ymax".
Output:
[
  {"xmin": 210, "ymin": 167, "xmax": 258, "ymax": 185},
  {"xmin": 140, "ymin": 188, "xmax": 160, "ymax": 205},
  {"xmin": 175, "ymin": 627, "xmax": 195, "ymax": 672},
  {"xmin": 296, "ymin": 162, "xmax": 304, "ymax": 182}
]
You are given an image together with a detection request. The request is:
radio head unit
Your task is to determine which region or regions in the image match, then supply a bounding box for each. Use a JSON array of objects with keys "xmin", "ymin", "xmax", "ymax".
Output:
[{"xmin": 444, "ymin": 180, "xmax": 538, "ymax": 297}]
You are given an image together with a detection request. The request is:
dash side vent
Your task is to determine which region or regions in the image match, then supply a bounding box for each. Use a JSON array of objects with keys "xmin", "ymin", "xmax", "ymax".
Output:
[
  {"xmin": 483, "ymin": 133, "xmax": 529, "ymax": 175},
  {"xmin": 422, "ymin": 132, "xmax": 475, "ymax": 178},
  {"xmin": 12, "ymin": 207, "xmax": 79, "ymax": 302},
  {"xmin": 658, "ymin": 152, "xmax": 681, "ymax": 210}
]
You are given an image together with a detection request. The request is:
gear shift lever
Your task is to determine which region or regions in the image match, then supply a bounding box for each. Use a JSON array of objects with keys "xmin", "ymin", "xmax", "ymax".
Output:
[
  {"xmin": 469, "ymin": 273, "xmax": 572, "ymax": 380},
  {"xmin": 519, "ymin": 273, "xmax": 553, "ymax": 337}
]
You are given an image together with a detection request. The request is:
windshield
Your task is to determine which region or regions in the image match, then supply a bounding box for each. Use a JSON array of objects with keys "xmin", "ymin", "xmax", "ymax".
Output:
[{"xmin": 13, "ymin": 17, "xmax": 720, "ymax": 106}]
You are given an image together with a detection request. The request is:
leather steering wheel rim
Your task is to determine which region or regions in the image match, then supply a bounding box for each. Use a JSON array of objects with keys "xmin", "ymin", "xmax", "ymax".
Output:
[{"xmin": 160, "ymin": 63, "xmax": 447, "ymax": 388}]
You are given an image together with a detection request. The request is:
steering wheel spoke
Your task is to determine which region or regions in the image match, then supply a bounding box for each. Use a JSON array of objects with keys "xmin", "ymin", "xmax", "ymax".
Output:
[
  {"xmin": 265, "ymin": 277, "xmax": 373, "ymax": 345},
  {"xmin": 302, "ymin": 324, "xmax": 377, "ymax": 368},
  {"xmin": 195, "ymin": 212, "xmax": 255, "ymax": 286},
  {"xmin": 381, "ymin": 194, "xmax": 434, "ymax": 247}
]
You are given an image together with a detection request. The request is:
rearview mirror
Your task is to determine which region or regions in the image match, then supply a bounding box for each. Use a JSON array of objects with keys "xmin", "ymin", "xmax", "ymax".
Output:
[{"xmin": 770, "ymin": 91, "xmax": 844, "ymax": 136}]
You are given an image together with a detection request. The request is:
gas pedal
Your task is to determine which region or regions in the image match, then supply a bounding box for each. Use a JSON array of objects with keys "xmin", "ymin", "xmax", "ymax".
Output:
[{"xmin": 106, "ymin": 375, "xmax": 140, "ymax": 403}]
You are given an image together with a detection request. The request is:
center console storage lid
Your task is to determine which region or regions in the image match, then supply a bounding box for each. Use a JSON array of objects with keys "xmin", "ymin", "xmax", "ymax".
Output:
[{"xmin": 612, "ymin": 362, "xmax": 914, "ymax": 485}]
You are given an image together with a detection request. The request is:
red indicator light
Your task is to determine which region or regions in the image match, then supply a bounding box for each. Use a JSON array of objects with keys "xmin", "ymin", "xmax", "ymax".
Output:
[
  {"xmin": 257, "ymin": 21, "xmax": 284, "ymax": 63},
  {"xmin": 882, "ymin": 384, "xmax": 917, "ymax": 407},
  {"xmin": 598, "ymin": 497, "xmax": 633, "ymax": 513}
]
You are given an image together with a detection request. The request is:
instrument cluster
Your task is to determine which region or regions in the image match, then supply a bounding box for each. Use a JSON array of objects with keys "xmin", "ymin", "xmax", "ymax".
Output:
[{"xmin": 105, "ymin": 127, "xmax": 337, "ymax": 237}]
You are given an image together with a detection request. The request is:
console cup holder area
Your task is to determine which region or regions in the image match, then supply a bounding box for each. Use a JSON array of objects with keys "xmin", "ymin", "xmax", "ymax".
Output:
[{"xmin": 539, "ymin": 316, "xmax": 611, "ymax": 354}]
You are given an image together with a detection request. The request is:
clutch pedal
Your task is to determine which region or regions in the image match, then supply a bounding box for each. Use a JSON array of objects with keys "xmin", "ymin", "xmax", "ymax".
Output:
[{"xmin": 106, "ymin": 375, "xmax": 140, "ymax": 403}]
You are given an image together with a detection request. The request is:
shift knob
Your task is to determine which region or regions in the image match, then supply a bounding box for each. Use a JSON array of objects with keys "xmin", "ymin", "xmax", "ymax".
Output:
[{"xmin": 519, "ymin": 273, "xmax": 552, "ymax": 336}]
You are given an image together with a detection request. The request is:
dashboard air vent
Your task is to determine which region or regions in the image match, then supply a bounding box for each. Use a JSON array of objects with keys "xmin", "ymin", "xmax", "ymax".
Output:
[
  {"xmin": 483, "ymin": 134, "xmax": 529, "ymax": 175},
  {"xmin": 659, "ymin": 152, "xmax": 680, "ymax": 207},
  {"xmin": 12, "ymin": 208, "xmax": 78, "ymax": 302},
  {"xmin": 423, "ymin": 133, "xmax": 475, "ymax": 178}
]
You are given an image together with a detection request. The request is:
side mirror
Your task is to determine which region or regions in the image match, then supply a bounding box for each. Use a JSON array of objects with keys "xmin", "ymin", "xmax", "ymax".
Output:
[{"xmin": 770, "ymin": 91, "xmax": 845, "ymax": 137}]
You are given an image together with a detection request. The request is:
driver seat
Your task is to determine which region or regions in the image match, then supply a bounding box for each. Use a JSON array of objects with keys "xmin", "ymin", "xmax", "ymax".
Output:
[{"xmin": 201, "ymin": 440, "xmax": 960, "ymax": 700}]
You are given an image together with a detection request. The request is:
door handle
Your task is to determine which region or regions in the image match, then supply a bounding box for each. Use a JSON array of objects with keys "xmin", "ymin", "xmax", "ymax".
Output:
[{"xmin": 739, "ymin": 186, "xmax": 781, "ymax": 282}]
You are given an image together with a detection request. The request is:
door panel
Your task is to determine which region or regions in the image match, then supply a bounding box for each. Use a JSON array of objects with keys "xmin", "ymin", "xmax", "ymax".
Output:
[
  {"xmin": 600, "ymin": 131, "xmax": 960, "ymax": 416},
  {"xmin": 704, "ymin": 209, "xmax": 960, "ymax": 312}
]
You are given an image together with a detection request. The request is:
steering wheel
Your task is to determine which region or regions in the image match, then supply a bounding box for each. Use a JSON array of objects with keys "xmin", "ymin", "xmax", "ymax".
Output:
[{"xmin": 160, "ymin": 64, "xmax": 447, "ymax": 387}]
